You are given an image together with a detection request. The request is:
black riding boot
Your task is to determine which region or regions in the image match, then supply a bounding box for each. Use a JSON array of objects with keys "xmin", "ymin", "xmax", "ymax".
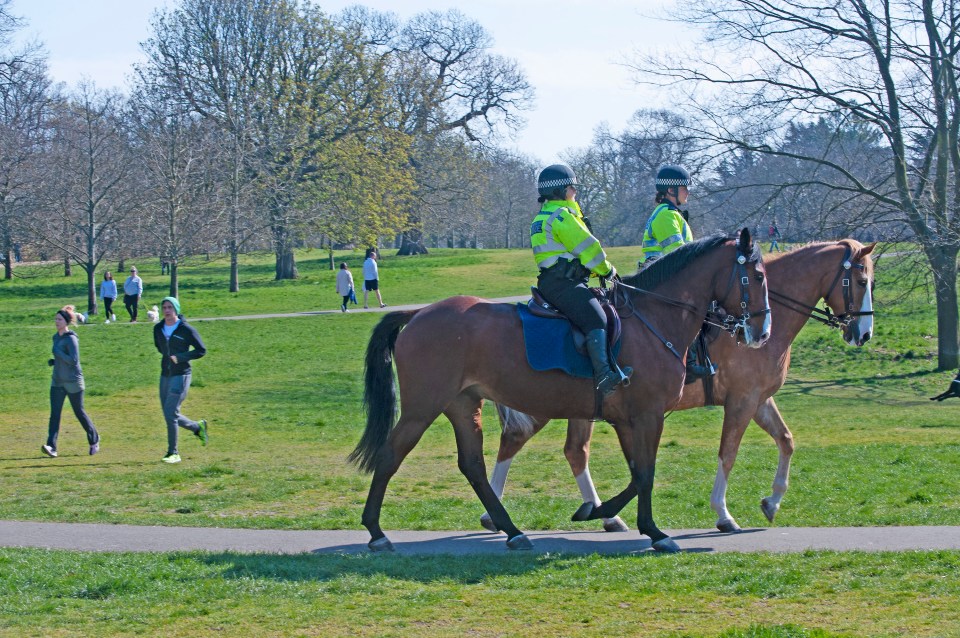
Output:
[{"xmin": 586, "ymin": 329, "xmax": 628, "ymax": 397}]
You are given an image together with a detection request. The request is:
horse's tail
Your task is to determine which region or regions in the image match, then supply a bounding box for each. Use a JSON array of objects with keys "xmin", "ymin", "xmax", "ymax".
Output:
[
  {"xmin": 494, "ymin": 403, "xmax": 538, "ymax": 440},
  {"xmin": 349, "ymin": 309, "xmax": 418, "ymax": 473}
]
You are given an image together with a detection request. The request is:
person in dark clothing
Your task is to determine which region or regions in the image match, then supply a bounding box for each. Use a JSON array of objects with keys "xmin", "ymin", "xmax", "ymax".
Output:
[
  {"xmin": 931, "ymin": 371, "xmax": 960, "ymax": 401},
  {"xmin": 153, "ymin": 296, "xmax": 207, "ymax": 464},
  {"xmin": 43, "ymin": 306, "xmax": 100, "ymax": 457}
]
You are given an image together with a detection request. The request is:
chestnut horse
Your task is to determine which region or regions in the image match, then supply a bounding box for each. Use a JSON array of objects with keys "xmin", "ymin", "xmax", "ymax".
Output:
[
  {"xmin": 351, "ymin": 231, "xmax": 770, "ymax": 553},
  {"xmin": 485, "ymin": 239, "xmax": 875, "ymax": 534}
]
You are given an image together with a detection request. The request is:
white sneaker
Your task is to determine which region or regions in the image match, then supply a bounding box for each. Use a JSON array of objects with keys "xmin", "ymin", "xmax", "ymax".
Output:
[
  {"xmin": 111, "ymin": 314, "xmax": 116, "ymax": 321},
  {"xmin": 41, "ymin": 444, "xmax": 57, "ymax": 458}
]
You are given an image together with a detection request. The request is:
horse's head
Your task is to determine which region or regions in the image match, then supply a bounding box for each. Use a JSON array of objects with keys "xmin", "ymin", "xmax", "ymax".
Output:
[
  {"xmin": 823, "ymin": 240, "xmax": 876, "ymax": 346},
  {"xmin": 713, "ymin": 227, "xmax": 771, "ymax": 348}
]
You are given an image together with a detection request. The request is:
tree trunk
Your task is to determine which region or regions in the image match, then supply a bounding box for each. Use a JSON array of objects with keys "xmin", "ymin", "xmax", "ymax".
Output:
[
  {"xmin": 169, "ymin": 261, "xmax": 179, "ymax": 298},
  {"xmin": 118, "ymin": 255, "xmax": 126, "ymax": 272},
  {"xmin": 86, "ymin": 265, "xmax": 98, "ymax": 316},
  {"xmin": 929, "ymin": 245, "xmax": 960, "ymax": 370},
  {"xmin": 229, "ymin": 243, "xmax": 239, "ymax": 293},
  {"xmin": 397, "ymin": 228, "xmax": 429, "ymax": 255},
  {"xmin": 275, "ymin": 244, "xmax": 298, "ymax": 279},
  {"xmin": 328, "ymin": 244, "xmax": 335, "ymax": 271},
  {"xmin": 2, "ymin": 248, "xmax": 10, "ymax": 279},
  {"xmin": 64, "ymin": 255, "xmax": 71, "ymax": 277}
]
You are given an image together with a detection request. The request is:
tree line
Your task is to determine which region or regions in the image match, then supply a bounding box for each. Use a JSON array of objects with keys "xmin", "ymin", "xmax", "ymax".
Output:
[{"xmin": 1, "ymin": 0, "xmax": 958, "ymax": 368}]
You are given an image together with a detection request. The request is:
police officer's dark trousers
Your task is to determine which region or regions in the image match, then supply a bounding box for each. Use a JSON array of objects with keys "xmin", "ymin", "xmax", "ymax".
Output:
[{"xmin": 537, "ymin": 262, "xmax": 625, "ymax": 396}]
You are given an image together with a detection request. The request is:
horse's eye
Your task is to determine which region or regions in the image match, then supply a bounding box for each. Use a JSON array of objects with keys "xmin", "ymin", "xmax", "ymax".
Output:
[
  {"xmin": 755, "ymin": 273, "xmax": 765, "ymax": 283},
  {"xmin": 858, "ymin": 279, "xmax": 868, "ymax": 288}
]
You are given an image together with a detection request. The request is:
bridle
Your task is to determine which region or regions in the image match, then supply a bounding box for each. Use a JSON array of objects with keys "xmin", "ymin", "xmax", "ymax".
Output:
[
  {"xmin": 767, "ymin": 243, "xmax": 873, "ymax": 331},
  {"xmin": 611, "ymin": 239, "xmax": 771, "ymax": 360}
]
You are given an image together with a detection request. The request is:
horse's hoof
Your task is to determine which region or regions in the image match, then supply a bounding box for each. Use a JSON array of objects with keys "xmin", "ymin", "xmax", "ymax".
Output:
[
  {"xmin": 479, "ymin": 513, "xmax": 499, "ymax": 533},
  {"xmin": 571, "ymin": 501, "xmax": 596, "ymax": 522},
  {"xmin": 651, "ymin": 537, "xmax": 681, "ymax": 553},
  {"xmin": 506, "ymin": 533, "xmax": 533, "ymax": 550},
  {"xmin": 603, "ymin": 517, "xmax": 630, "ymax": 532},
  {"xmin": 760, "ymin": 497, "xmax": 779, "ymax": 523},
  {"xmin": 716, "ymin": 520, "xmax": 742, "ymax": 533},
  {"xmin": 368, "ymin": 537, "xmax": 395, "ymax": 552}
]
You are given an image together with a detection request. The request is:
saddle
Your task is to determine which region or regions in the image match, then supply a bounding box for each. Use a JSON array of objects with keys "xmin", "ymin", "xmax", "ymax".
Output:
[{"xmin": 527, "ymin": 286, "xmax": 622, "ymax": 353}]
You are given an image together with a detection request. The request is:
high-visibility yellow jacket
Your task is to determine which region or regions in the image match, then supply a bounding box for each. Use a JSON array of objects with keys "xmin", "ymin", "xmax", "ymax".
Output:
[
  {"xmin": 639, "ymin": 201, "xmax": 693, "ymax": 264},
  {"xmin": 530, "ymin": 200, "xmax": 613, "ymax": 276}
]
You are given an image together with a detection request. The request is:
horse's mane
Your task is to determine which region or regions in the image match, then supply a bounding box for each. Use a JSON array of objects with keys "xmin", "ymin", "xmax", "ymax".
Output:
[
  {"xmin": 622, "ymin": 233, "xmax": 739, "ymax": 291},
  {"xmin": 764, "ymin": 239, "xmax": 866, "ymax": 265}
]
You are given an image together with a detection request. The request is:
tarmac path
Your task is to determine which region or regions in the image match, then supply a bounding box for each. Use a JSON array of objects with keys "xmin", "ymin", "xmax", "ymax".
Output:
[{"xmin": 2, "ymin": 520, "xmax": 960, "ymax": 555}]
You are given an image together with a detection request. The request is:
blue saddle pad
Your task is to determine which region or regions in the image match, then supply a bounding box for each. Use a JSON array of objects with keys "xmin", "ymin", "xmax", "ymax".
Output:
[{"xmin": 516, "ymin": 303, "xmax": 621, "ymax": 379}]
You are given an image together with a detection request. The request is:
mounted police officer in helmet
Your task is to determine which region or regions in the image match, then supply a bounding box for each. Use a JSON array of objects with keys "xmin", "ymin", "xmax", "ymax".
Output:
[
  {"xmin": 639, "ymin": 164, "xmax": 693, "ymax": 267},
  {"xmin": 530, "ymin": 164, "xmax": 632, "ymax": 397}
]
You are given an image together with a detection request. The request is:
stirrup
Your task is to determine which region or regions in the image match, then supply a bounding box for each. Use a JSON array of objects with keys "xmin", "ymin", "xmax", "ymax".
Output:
[{"xmin": 595, "ymin": 370, "xmax": 625, "ymax": 396}]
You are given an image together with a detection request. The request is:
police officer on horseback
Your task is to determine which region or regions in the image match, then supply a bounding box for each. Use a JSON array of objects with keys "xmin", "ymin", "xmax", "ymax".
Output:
[
  {"xmin": 639, "ymin": 164, "xmax": 693, "ymax": 266},
  {"xmin": 531, "ymin": 164, "xmax": 631, "ymax": 397}
]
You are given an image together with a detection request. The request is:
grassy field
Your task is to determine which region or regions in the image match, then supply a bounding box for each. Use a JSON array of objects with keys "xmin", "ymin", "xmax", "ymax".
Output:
[{"xmin": 0, "ymin": 244, "xmax": 958, "ymax": 636}]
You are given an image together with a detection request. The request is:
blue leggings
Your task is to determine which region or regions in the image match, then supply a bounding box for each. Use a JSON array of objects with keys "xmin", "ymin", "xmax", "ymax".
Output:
[{"xmin": 160, "ymin": 373, "xmax": 199, "ymax": 455}]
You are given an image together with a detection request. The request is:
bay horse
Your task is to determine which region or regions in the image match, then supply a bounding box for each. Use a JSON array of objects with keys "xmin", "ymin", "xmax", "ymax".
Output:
[
  {"xmin": 351, "ymin": 230, "xmax": 771, "ymax": 553},
  {"xmin": 484, "ymin": 239, "xmax": 875, "ymax": 534}
]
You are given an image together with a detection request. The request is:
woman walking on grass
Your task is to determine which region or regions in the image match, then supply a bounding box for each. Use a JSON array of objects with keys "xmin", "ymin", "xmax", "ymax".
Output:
[
  {"xmin": 336, "ymin": 262, "xmax": 354, "ymax": 312},
  {"xmin": 42, "ymin": 306, "xmax": 100, "ymax": 458}
]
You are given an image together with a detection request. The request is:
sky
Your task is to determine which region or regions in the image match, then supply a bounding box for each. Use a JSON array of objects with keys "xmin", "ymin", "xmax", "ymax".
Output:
[{"xmin": 10, "ymin": 0, "xmax": 668, "ymax": 165}]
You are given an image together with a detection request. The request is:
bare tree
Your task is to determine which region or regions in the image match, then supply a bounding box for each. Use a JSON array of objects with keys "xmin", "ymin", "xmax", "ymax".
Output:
[
  {"xmin": 36, "ymin": 83, "xmax": 138, "ymax": 315},
  {"xmin": 633, "ymin": 0, "xmax": 960, "ymax": 369}
]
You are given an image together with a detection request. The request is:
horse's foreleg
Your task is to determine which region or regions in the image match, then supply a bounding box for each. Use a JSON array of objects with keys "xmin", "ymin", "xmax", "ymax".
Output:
[
  {"xmin": 448, "ymin": 395, "xmax": 530, "ymax": 550},
  {"xmin": 361, "ymin": 414, "xmax": 435, "ymax": 551},
  {"xmin": 565, "ymin": 419, "xmax": 629, "ymax": 532},
  {"xmin": 752, "ymin": 397, "xmax": 794, "ymax": 523},
  {"xmin": 622, "ymin": 413, "xmax": 678, "ymax": 552},
  {"xmin": 711, "ymin": 401, "xmax": 756, "ymax": 533}
]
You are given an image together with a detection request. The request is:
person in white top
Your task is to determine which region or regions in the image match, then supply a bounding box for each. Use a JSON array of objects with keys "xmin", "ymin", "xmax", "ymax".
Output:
[
  {"xmin": 335, "ymin": 262, "xmax": 354, "ymax": 312},
  {"xmin": 362, "ymin": 248, "xmax": 386, "ymax": 309},
  {"xmin": 99, "ymin": 271, "xmax": 118, "ymax": 322}
]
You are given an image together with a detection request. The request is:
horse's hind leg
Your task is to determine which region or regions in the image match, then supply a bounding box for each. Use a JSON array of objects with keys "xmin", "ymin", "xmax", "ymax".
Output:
[
  {"xmin": 446, "ymin": 393, "xmax": 531, "ymax": 550},
  {"xmin": 480, "ymin": 406, "xmax": 548, "ymax": 532},
  {"xmin": 752, "ymin": 397, "xmax": 794, "ymax": 523},
  {"xmin": 565, "ymin": 419, "xmax": 629, "ymax": 532},
  {"xmin": 361, "ymin": 411, "xmax": 437, "ymax": 551}
]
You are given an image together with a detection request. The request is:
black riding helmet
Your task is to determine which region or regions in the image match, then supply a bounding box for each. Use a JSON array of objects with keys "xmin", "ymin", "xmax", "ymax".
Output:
[
  {"xmin": 537, "ymin": 164, "xmax": 582, "ymax": 201},
  {"xmin": 655, "ymin": 164, "xmax": 691, "ymax": 193}
]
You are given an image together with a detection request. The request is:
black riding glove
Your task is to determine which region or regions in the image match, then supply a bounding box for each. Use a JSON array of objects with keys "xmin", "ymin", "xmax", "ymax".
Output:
[{"xmin": 48, "ymin": 358, "xmax": 55, "ymax": 366}]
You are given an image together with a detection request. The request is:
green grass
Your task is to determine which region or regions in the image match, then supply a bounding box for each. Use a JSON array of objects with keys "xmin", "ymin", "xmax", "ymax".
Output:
[
  {"xmin": 1, "ymin": 244, "xmax": 959, "ymax": 636},
  {"xmin": 0, "ymin": 548, "xmax": 957, "ymax": 637}
]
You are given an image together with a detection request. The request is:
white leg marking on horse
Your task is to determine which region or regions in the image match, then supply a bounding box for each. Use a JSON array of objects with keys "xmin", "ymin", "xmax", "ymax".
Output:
[
  {"xmin": 711, "ymin": 458, "xmax": 734, "ymax": 526},
  {"xmin": 575, "ymin": 469, "xmax": 601, "ymax": 506},
  {"xmin": 489, "ymin": 458, "xmax": 512, "ymax": 499}
]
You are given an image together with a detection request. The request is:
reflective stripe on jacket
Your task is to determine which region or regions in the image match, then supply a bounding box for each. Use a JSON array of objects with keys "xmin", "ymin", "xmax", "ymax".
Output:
[
  {"xmin": 639, "ymin": 202, "xmax": 693, "ymax": 264},
  {"xmin": 530, "ymin": 200, "xmax": 613, "ymax": 276}
]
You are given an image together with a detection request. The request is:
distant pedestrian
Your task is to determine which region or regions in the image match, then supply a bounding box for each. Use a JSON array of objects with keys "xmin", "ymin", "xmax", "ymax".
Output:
[
  {"xmin": 42, "ymin": 305, "xmax": 100, "ymax": 458},
  {"xmin": 100, "ymin": 271, "xmax": 117, "ymax": 323},
  {"xmin": 362, "ymin": 248, "xmax": 386, "ymax": 309},
  {"xmin": 335, "ymin": 262, "xmax": 355, "ymax": 312},
  {"xmin": 13, "ymin": 243, "xmax": 21, "ymax": 262},
  {"xmin": 931, "ymin": 370, "xmax": 960, "ymax": 401},
  {"xmin": 123, "ymin": 267, "xmax": 143, "ymax": 322},
  {"xmin": 160, "ymin": 258, "xmax": 169, "ymax": 275},
  {"xmin": 769, "ymin": 220, "xmax": 783, "ymax": 252},
  {"xmin": 154, "ymin": 296, "xmax": 207, "ymax": 464}
]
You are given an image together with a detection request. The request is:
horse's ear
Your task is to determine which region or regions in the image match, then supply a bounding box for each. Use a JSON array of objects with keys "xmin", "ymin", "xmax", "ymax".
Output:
[
  {"xmin": 738, "ymin": 227, "xmax": 751, "ymax": 253},
  {"xmin": 859, "ymin": 242, "xmax": 877, "ymax": 258}
]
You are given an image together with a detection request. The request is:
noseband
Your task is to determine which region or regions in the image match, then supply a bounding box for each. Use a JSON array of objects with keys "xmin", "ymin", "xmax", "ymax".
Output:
[{"xmin": 768, "ymin": 243, "xmax": 873, "ymax": 330}]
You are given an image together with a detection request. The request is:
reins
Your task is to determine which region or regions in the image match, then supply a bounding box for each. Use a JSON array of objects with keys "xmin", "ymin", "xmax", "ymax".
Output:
[{"xmin": 610, "ymin": 240, "xmax": 769, "ymax": 360}]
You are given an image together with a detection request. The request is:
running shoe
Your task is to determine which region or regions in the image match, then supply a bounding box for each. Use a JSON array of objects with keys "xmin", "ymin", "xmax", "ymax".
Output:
[
  {"xmin": 41, "ymin": 445, "xmax": 57, "ymax": 458},
  {"xmin": 195, "ymin": 419, "xmax": 208, "ymax": 446},
  {"xmin": 161, "ymin": 453, "xmax": 181, "ymax": 464}
]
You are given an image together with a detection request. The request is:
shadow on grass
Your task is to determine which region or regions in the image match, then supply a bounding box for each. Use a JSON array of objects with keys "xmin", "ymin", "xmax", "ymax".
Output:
[{"xmin": 196, "ymin": 541, "xmax": 663, "ymax": 584}]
